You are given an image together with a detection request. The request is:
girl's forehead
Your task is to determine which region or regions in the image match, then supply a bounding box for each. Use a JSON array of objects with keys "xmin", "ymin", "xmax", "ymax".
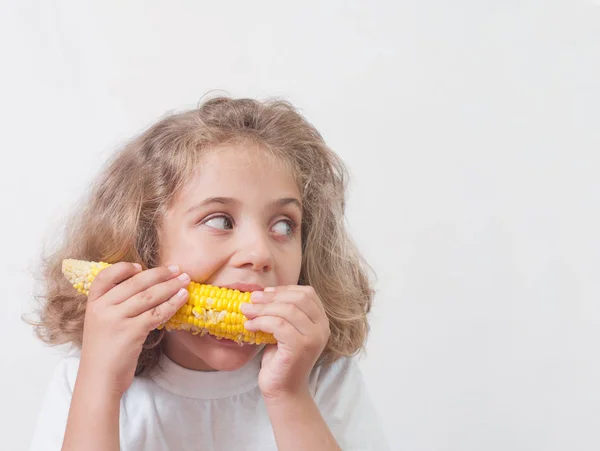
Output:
[{"xmin": 173, "ymin": 143, "xmax": 301, "ymax": 209}]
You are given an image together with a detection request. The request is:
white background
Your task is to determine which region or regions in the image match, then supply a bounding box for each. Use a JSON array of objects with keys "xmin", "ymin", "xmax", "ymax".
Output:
[{"xmin": 1, "ymin": 1, "xmax": 599, "ymax": 450}]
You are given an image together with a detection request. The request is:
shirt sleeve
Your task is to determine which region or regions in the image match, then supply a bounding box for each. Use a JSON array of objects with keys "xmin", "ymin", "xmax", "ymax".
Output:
[
  {"xmin": 310, "ymin": 356, "xmax": 391, "ymax": 451},
  {"xmin": 29, "ymin": 353, "xmax": 80, "ymax": 451}
]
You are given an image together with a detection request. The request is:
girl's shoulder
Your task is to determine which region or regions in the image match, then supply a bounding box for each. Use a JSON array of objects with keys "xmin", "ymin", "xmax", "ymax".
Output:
[
  {"xmin": 308, "ymin": 354, "xmax": 375, "ymax": 406},
  {"xmin": 307, "ymin": 356, "xmax": 390, "ymax": 450},
  {"xmin": 309, "ymin": 355, "xmax": 364, "ymax": 391}
]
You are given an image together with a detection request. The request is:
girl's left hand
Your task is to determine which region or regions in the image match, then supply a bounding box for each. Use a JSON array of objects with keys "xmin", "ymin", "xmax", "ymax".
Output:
[{"xmin": 241, "ymin": 285, "xmax": 330, "ymax": 400}]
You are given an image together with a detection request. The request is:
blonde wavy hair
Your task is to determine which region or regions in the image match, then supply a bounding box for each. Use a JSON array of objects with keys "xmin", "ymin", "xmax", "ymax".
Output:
[{"xmin": 29, "ymin": 95, "xmax": 375, "ymax": 375}]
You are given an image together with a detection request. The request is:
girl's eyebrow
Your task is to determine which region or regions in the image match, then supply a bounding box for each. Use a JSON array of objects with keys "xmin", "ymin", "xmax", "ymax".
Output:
[
  {"xmin": 185, "ymin": 197, "xmax": 236, "ymax": 215},
  {"xmin": 273, "ymin": 197, "xmax": 302, "ymax": 211},
  {"xmin": 185, "ymin": 197, "xmax": 302, "ymax": 215}
]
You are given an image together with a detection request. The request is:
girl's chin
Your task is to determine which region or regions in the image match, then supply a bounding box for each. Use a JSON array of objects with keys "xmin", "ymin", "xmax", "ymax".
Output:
[{"xmin": 172, "ymin": 332, "xmax": 264, "ymax": 371}]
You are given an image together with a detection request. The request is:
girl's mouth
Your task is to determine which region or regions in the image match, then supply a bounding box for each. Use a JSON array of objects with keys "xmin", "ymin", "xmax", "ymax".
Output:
[{"xmin": 220, "ymin": 282, "xmax": 265, "ymax": 293}]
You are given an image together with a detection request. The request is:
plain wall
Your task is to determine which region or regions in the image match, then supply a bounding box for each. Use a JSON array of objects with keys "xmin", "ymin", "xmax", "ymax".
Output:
[{"xmin": 1, "ymin": 1, "xmax": 599, "ymax": 450}]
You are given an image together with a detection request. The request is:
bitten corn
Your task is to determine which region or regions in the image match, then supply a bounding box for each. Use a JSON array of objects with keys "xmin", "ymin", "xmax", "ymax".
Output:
[{"xmin": 61, "ymin": 258, "xmax": 276, "ymax": 345}]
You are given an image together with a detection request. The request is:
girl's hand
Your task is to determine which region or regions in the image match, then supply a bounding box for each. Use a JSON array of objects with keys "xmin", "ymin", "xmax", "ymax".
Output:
[
  {"xmin": 79, "ymin": 262, "xmax": 190, "ymax": 396},
  {"xmin": 241, "ymin": 285, "xmax": 330, "ymax": 400}
]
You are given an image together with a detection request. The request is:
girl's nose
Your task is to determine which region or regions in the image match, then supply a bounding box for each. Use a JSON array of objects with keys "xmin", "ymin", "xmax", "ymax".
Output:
[{"xmin": 231, "ymin": 232, "xmax": 274, "ymax": 272}]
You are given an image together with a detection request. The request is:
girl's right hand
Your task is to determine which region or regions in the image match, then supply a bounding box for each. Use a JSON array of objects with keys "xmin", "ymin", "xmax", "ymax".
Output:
[{"xmin": 78, "ymin": 262, "xmax": 191, "ymax": 397}]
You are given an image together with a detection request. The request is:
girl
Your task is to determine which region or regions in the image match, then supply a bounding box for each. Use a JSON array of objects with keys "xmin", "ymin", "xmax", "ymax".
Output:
[{"xmin": 29, "ymin": 96, "xmax": 390, "ymax": 450}]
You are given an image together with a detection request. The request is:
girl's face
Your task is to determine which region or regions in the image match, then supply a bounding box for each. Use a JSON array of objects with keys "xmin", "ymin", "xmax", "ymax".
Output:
[{"xmin": 158, "ymin": 143, "xmax": 303, "ymax": 371}]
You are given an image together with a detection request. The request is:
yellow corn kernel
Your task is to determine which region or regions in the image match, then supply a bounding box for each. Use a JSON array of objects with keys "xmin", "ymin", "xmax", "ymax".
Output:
[{"xmin": 61, "ymin": 258, "xmax": 276, "ymax": 345}]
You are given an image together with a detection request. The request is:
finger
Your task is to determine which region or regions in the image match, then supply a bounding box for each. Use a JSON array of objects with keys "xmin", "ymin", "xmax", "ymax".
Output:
[
  {"xmin": 88, "ymin": 262, "xmax": 143, "ymax": 302},
  {"xmin": 119, "ymin": 272, "xmax": 191, "ymax": 318},
  {"xmin": 252, "ymin": 285, "xmax": 325, "ymax": 318},
  {"xmin": 284, "ymin": 285, "xmax": 327, "ymax": 314},
  {"xmin": 242, "ymin": 301, "xmax": 315, "ymax": 335},
  {"xmin": 100, "ymin": 264, "xmax": 183, "ymax": 306},
  {"xmin": 244, "ymin": 316, "xmax": 302, "ymax": 347},
  {"xmin": 247, "ymin": 291, "xmax": 322, "ymax": 324},
  {"xmin": 248, "ymin": 290, "xmax": 275, "ymax": 305},
  {"xmin": 138, "ymin": 285, "xmax": 190, "ymax": 331}
]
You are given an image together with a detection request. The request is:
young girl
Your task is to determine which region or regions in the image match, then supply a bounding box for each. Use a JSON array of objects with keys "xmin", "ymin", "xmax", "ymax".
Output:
[{"xmin": 29, "ymin": 96, "xmax": 389, "ymax": 450}]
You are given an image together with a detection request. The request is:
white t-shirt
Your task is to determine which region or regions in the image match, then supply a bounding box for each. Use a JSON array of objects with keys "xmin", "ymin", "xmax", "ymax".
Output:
[{"xmin": 29, "ymin": 349, "xmax": 390, "ymax": 451}]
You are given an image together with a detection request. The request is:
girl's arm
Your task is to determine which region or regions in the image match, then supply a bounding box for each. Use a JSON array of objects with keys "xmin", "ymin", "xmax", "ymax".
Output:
[
  {"xmin": 59, "ymin": 262, "xmax": 190, "ymax": 450},
  {"xmin": 241, "ymin": 285, "xmax": 342, "ymax": 451},
  {"xmin": 61, "ymin": 361, "xmax": 121, "ymax": 451},
  {"xmin": 264, "ymin": 391, "xmax": 340, "ymax": 451}
]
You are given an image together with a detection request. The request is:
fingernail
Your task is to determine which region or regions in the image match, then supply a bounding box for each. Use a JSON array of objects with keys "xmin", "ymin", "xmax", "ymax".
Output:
[
  {"xmin": 251, "ymin": 291, "xmax": 264, "ymax": 300},
  {"xmin": 264, "ymin": 287, "xmax": 275, "ymax": 292},
  {"xmin": 168, "ymin": 265, "xmax": 179, "ymax": 274},
  {"xmin": 177, "ymin": 272, "xmax": 190, "ymax": 282},
  {"xmin": 241, "ymin": 303, "xmax": 253, "ymax": 313},
  {"xmin": 177, "ymin": 288, "xmax": 188, "ymax": 297},
  {"xmin": 133, "ymin": 263, "xmax": 142, "ymax": 271}
]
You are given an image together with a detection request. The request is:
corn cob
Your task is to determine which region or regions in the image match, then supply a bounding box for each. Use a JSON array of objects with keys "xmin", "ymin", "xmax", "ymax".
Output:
[{"xmin": 61, "ymin": 258, "xmax": 276, "ymax": 345}]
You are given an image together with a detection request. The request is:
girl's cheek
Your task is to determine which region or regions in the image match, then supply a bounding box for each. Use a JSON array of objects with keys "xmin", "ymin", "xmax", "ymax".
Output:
[{"xmin": 189, "ymin": 242, "xmax": 230, "ymax": 282}]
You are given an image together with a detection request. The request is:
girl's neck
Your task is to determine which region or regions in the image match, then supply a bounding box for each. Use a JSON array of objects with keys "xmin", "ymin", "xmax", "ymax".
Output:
[{"xmin": 160, "ymin": 335, "xmax": 217, "ymax": 372}]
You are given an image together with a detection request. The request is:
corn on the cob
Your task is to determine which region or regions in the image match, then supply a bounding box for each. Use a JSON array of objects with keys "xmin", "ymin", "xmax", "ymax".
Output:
[{"xmin": 61, "ymin": 258, "xmax": 276, "ymax": 345}]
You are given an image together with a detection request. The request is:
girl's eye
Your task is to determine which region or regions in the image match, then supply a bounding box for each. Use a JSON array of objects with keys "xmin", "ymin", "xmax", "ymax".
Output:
[
  {"xmin": 272, "ymin": 219, "xmax": 294, "ymax": 236},
  {"xmin": 204, "ymin": 216, "xmax": 233, "ymax": 230}
]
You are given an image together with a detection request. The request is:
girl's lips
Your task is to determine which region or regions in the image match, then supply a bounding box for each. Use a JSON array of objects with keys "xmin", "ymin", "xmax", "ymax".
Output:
[{"xmin": 221, "ymin": 282, "xmax": 265, "ymax": 293}]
